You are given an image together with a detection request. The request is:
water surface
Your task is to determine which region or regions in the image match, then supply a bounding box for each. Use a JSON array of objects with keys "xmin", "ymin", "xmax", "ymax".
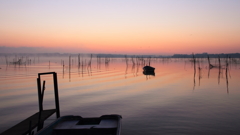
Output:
[{"xmin": 0, "ymin": 56, "xmax": 240, "ymax": 135}]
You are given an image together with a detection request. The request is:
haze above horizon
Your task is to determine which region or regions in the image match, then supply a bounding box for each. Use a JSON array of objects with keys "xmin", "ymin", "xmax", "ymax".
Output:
[{"xmin": 0, "ymin": 0, "xmax": 240, "ymax": 55}]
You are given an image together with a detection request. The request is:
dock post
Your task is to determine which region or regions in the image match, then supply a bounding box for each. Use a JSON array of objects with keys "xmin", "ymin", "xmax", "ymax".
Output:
[
  {"xmin": 37, "ymin": 72, "xmax": 61, "ymax": 118},
  {"xmin": 53, "ymin": 72, "xmax": 60, "ymax": 118},
  {"xmin": 37, "ymin": 78, "xmax": 43, "ymax": 112}
]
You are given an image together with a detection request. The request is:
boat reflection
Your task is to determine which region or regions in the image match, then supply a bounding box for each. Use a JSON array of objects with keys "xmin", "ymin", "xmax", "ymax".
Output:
[{"xmin": 143, "ymin": 70, "xmax": 155, "ymax": 76}]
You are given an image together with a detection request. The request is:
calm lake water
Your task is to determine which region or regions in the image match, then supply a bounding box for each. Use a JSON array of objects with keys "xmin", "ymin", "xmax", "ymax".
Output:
[{"xmin": 0, "ymin": 56, "xmax": 240, "ymax": 135}]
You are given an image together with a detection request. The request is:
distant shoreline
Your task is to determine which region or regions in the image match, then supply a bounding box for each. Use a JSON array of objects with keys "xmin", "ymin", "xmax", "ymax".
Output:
[{"xmin": 1, "ymin": 52, "xmax": 240, "ymax": 58}]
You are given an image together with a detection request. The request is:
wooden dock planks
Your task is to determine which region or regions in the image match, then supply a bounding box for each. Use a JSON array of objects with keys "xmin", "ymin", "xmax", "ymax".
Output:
[{"xmin": 1, "ymin": 109, "xmax": 56, "ymax": 135}]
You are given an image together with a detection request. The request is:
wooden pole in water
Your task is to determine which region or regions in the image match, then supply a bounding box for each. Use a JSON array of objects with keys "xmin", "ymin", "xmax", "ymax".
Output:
[
  {"xmin": 69, "ymin": 55, "xmax": 71, "ymax": 72},
  {"xmin": 41, "ymin": 81, "xmax": 46, "ymax": 105},
  {"xmin": 78, "ymin": 54, "xmax": 80, "ymax": 68},
  {"xmin": 218, "ymin": 56, "xmax": 221, "ymax": 67},
  {"xmin": 37, "ymin": 77, "xmax": 42, "ymax": 111},
  {"xmin": 36, "ymin": 76, "xmax": 44, "ymax": 131},
  {"xmin": 5, "ymin": 55, "xmax": 8, "ymax": 65},
  {"xmin": 207, "ymin": 55, "xmax": 210, "ymax": 65},
  {"xmin": 192, "ymin": 53, "xmax": 196, "ymax": 72},
  {"xmin": 63, "ymin": 60, "xmax": 64, "ymax": 73},
  {"xmin": 53, "ymin": 72, "xmax": 60, "ymax": 118}
]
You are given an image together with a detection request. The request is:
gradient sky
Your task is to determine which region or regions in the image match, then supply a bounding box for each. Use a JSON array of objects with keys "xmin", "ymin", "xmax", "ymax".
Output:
[{"xmin": 0, "ymin": 0, "xmax": 240, "ymax": 55}]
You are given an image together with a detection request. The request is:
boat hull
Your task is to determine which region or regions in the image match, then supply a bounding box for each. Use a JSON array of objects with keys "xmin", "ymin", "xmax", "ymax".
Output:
[
  {"xmin": 143, "ymin": 66, "xmax": 155, "ymax": 71},
  {"xmin": 36, "ymin": 114, "xmax": 122, "ymax": 135}
]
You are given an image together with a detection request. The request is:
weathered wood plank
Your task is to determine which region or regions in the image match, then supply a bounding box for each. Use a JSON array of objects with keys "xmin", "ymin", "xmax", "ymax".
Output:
[{"xmin": 1, "ymin": 109, "xmax": 56, "ymax": 135}]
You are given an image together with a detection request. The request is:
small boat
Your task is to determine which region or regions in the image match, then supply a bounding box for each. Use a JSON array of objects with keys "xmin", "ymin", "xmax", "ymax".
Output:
[
  {"xmin": 36, "ymin": 114, "xmax": 122, "ymax": 135},
  {"xmin": 143, "ymin": 70, "xmax": 155, "ymax": 76},
  {"xmin": 143, "ymin": 66, "xmax": 155, "ymax": 71}
]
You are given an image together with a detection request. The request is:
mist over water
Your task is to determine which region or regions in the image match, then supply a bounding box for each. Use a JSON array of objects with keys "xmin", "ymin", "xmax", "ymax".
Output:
[{"xmin": 0, "ymin": 55, "xmax": 240, "ymax": 135}]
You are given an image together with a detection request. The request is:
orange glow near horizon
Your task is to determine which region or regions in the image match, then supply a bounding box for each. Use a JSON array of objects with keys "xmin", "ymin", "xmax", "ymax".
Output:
[
  {"xmin": 1, "ymin": 1, "xmax": 240, "ymax": 54},
  {"xmin": 1, "ymin": 27, "xmax": 239, "ymax": 54}
]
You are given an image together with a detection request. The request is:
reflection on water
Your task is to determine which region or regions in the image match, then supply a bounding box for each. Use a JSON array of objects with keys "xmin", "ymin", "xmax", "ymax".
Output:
[
  {"xmin": 192, "ymin": 57, "xmax": 233, "ymax": 94},
  {"xmin": 0, "ymin": 56, "xmax": 240, "ymax": 134},
  {"xmin": 143, "ymin": 70, "xmax": 155, "ymax": 80}
]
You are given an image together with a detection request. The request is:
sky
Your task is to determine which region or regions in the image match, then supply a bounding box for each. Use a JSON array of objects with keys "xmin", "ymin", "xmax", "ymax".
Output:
[{"xmin": 0, "ymin": 0, "xmax": 240, "ymax": 55}]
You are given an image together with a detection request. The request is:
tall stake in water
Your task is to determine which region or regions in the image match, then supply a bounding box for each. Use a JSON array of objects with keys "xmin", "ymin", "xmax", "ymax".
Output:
[
  {"xmin": 218, "ymin": 56, "xmax": 221, "ymax": 67},
  {"xmin": 192, "ymin": 53, "xmax": 196, "ymax": 90},
  {"xmin": 192, "ymin": 53, "xmax": 196, "ymax": 72},
  {"xmin": 63, "ymin": 60, "xmax": 65, "ymax": 74},
  {"xmin": 78, "ymin": 54, "xmax": 81, "ymax": 68},
  {"xmin": 5, "ymin": 55, "xmax": 8, "ymax": 65},
  {"xmin": 69, "ymin": 55, "xmax": 71, "ymax": 81}
]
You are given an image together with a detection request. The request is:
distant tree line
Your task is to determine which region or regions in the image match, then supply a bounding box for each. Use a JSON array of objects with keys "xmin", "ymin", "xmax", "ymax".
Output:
[
  {"xmin": 172, "ymin": 53, "xmax": 240, "ymax": 58},
  {"xmin": 1, "ymin": 52, "xmax": 240, "ymax": 58}
]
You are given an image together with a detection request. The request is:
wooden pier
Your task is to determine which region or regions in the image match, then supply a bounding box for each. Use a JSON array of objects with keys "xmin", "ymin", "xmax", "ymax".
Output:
[
  {"xmin": 1, "ymin": 109, "xmax": 56, "ymax": 135},
  {"xmin": 0, "ymin": 72, "xmax": 60, "ymax": 135}
]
